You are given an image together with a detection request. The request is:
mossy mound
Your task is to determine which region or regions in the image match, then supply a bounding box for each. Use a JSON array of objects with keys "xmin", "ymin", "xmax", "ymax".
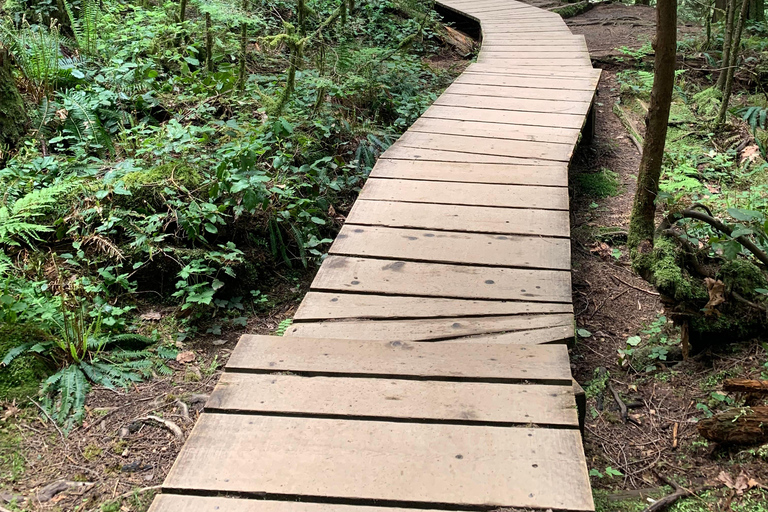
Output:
[
  {"xmin": 0, "ymin": 324, "xmax": 51, "ymax": 402},
  {"xmin": 635, "ymin": 236, "xmax": 707, "ymax": 302},
  {"xmin": 119, "ymin": 163, "xmax": 205, "ymax": 210}
]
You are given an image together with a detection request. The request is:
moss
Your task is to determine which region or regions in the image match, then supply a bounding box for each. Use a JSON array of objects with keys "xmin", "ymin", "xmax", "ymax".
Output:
[
  {"xmin": 0, "ymin": 324, "xmax": 51, "ymax": 401},
  {"xmin": 717, "ymin": 259, "xmax": 768, "ymax": 299},
  {"xmin": 552, "ymin": 1, "xmax": 593, "ymax": 19},
  {"xmin": 692, "ymin": 87, "xmax": 722, "ymax": 117},
  {"xmin": 0, "ymin": 49, "xmax": 28, "ymax": 151},
  {"xmin": 120, "ymin": 163, "xmax": 204, "ymax": 210},
  {"xmin": 576, "ymin": 168, "xmax": 622, "ymax": 199},
  {"xmin": 669, "ymin": 102, "xmax": 696, "ymax": 124},
  {"xmin": 646, "ymin": 237, "xmax": 707, "ymax": 302}
]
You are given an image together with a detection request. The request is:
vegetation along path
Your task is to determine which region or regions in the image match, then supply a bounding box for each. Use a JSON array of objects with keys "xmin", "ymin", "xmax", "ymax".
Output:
[{"xmin": 149, "ymin": 1, "xmax": 601, "ymax": 511}]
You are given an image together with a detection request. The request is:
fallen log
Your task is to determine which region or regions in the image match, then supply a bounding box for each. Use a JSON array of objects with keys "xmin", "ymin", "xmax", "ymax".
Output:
[
  {"xmin": 697, "ymin": 406, "xmax": 768, "ymax": 445},
  {"xmin": 723, "ymin": 379, "xmax": 768, "ymax": 394}
]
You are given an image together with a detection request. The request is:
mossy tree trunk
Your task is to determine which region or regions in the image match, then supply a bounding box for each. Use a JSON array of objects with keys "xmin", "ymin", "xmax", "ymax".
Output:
[
  {"xmin": 178, "ymin": 0, "xmax": 188, "ymax": 23},
  {"xmin": 717, "ymin": 0, "xmax": 736, "ymax": 90},
  {"xmin": 748, "ymin": 0, "xmax": 765, "ymax": 20},
  {"xmin": 205, "ymin": 12, "xmax": 214, "ymax": 73},
  {"xmin": 0, "ymin": 47, "xmax": 28, "ymax": 153},
  {"xmin": 716, "ymin": 0, "xmax": 749, "ymax": 125},
  {"xmin": 628, "ymin": 0, "xmax": 677, "ymax": 251},
  {"xmin": 238, "ymin": 0, "xmax": 249, "ymax": 90}
]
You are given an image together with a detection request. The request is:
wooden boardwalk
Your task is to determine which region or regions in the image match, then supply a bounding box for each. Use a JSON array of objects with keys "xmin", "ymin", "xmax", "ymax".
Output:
[{"xmin": 149, "ymin": 1, "xmax": 600, "ymax": 511}]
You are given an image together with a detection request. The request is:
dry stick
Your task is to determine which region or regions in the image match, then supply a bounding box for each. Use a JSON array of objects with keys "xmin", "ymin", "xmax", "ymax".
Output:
[
  {"xmin": 642, "ymin": 474, "xmax": 720, "ymax": 512},
  {"xmin": 30, "ymin": 399, "xmax": 66, "ymax": 442},
  {"xmin": 610, "ymin": 274, "xmax": 661, "ymax": 296}
]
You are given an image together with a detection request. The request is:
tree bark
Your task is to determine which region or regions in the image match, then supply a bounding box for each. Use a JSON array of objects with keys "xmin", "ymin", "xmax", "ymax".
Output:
[
  {"xmin": 723, "ymin": 379, "xmax": 768, "ymax": 393},
  {"xmin": 716, "ymin": 0, "xmax": 750, "ymax": 125},
  {"xmin": 748, "ymin": 0, "xmax": 765, "ymax": 20},
  {"xmin": 717, "ymin": 0, "xmax": 736, "ymax": 90},
  {"xmin": 205, "ymin": 12, "xmax": 214, "ymax": 73},
  {"xmin": 0, "ymin": 47, "xmax": 28, "ymax": 154},
  {"xmin": 178, "ymin": 0, "xmax": 188, "ymax": 23},
  {"xmin": 238, "ymin": 0, "xmax": 249, "ymax": 90},
  {"xmin": 628, "ymin": 0, "xmax": 677, "ymax": 250},
  {"xmin": 698, "ymin": 406, "xmax": 768, "ymax": 444}
]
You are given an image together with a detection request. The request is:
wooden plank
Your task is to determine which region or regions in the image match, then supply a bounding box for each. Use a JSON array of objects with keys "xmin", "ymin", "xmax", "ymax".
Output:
[
  {"xmin": 422, "ymin": 104, "xmax": 586, "ymax": 129},
  {"xmin": 477, "ymin": 45, "xmax": 588, "ymax": 53},
  {"xmin": 481, "ymin": 38, "xmax": 585, "ymax": 47},
  {"xmin": 294, "ymin": 292, "xmax": 572, "ymax": 320},
  {"xmin": 346, "ymin": 200, "xmax": 570, "ymax": 237},
  {"xmin": 396, "ymin": 131, "xmax": 574, "ymax": 162},
  {"xmin": 380, "ymin": 145, "xmax": 556, "ymax": 165},
  {"xmin": 149, "ymin": 495, "xmax": 453, "ymax": 512},
  {"xmin": 285, "ymin": 314, "xmax": 573, "ymax": 341},
  {"xmin": 455, "ymin": 73, "xmax": 598, "ymax": 91},
  {"xmin": 465, "ymin": 63, "xmax": 600, "ymax": 78},
  {"xmin": 435, "ymin": 94, "xmax": 591, "ymax": 115},
  {"xmin": 208, "ymin": 373, "xmax": 579, "ymax": 427},
  {"xmin": 370, "ymin": 158, "xmax": 569, "ymax": 186},
  {"xmin": 477, "ymin": 57, "xmax": 593, "ymax": 67},
  {"xmin": 331, "ymin": 225, "xmax": 571, "ymax": 270},
  {"xmin": 228, "ymin": 335, "xmax": 574, "ymax": 382},
  {"xmin": 450, "ymin": 325, "xmax": 575, "ymax": 345},
  {"xmin": 442, "ymin": 82, "xmax": 595, "ymax": 102},
  {"xmin": 162, "ymin": 414, "xmax": 594, "ymax": 511},
  {"xmin": 408, "ymin": 117, "xmax": 580, "ymax": 145},
  {"xmin": 311, "ymin": 256, "xmax": 572, "ymax": 302},
  {"xmin": 478, "ymin": 51, "xmax": 591, "ymax": 61},
  {"xmin": 358, "ymin": 179, "xmax": 570, "ymax": 210}
]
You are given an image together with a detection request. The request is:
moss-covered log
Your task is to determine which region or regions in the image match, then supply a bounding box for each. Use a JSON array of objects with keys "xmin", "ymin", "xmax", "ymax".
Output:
[{"xmin": 0, "ymin": 47, "xmax": 28, "ymax": 152}]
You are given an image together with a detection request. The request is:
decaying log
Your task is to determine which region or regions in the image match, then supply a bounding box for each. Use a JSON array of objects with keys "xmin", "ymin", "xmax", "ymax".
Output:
[
  {"xmin": 697, "ymin": 406, "xmax": 768, "ymax": 445},
  {"xmin": 723, "ymin": 379, "xmax": 768, "ymax": 394}
]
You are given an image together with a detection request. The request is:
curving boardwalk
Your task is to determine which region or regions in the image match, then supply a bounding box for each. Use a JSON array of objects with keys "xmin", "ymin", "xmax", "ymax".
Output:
[{"xmin": 149, "ymin": 1, "xmax": 599, "ymax": 511}]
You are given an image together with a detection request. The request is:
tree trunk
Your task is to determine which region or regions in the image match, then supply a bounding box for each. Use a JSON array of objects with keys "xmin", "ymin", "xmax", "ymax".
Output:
[
  {"xmin": 698, "ymin": 406, "xmax": 768, "ymax": 444},
  {"xmin": 748, "ymin": 0, "xmax": 765, "ymax": 20},
  {"xmin": 628, "ymin": 0, "xmax": 677, "ymax": 250},
  {"xmin": 717, "ymin": 0, "xmax": 736, "ymax": 90},
  {"xmin": 636, "ymin": 0, "xmax": 651, "ymax": 5},
  {"xmin": 178, "ymin": 0, "xmax": 188, "ymax": 23},
  {"xmin": 716, "ymin": 0, "xmax": 750, "ymax": 125},
  {"xmin": 205, "ymin": 12, "xmax": 214, "ymax": 73},
  {"xmin": 238, "ymin": 0, "xmax": 249, "ymax": 90},
  {"xmin": 0, "ymin": 47, "xmax": 28, "ymax": 154}
]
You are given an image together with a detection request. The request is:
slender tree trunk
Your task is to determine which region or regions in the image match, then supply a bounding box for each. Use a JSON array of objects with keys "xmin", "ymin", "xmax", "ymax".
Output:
[
  {"xmin": 0, "ymin": 47, "xmax": 28, "ymax": 154},
  {"xmin": 717, "ymin": 0, "xmax": 750, "ymax": 125},
  {"xmin": 205, "ymin": 12, "xmax": 214, "ymax": 73},
  {"xmin": 717, "ymin": 0, "xmax": 736, "ymax": 90},
  {"xmin": 628, "ymin": 0, "xmax": 678, "ymax": 250},
  {"xmin": 178, "ymin": 0, "xmax": 188, "ymax": 23},
  {"xmin": 748, "ymin": 0, "xmax": 765, "ymax": 20},
  {"xmin": 238, "ymin": 0, "xmax": 249, "ymax": 90}
]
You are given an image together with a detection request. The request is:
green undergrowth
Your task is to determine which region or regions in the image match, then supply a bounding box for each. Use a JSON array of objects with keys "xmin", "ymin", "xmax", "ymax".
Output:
[
  {"xmin": 577, "ymin": 168, "xmax": 622, "ymax": 199},
  {"xmin": 594, "ymin": 488, "xmax": 768, "ymax": 512}
]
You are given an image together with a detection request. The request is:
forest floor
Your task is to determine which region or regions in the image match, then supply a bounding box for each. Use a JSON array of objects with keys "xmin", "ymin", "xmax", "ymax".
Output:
[
  {"xmin": 2, "ymin": 3, "xmax": 768, "ymax": 512},
  {"xmin": 568, "ymin": 3, "xmax": 768, "ymax": 512}
]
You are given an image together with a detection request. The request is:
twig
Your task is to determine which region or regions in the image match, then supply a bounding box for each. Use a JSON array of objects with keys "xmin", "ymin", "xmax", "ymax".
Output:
[
  {"xmin": 672, "ymin": 422, "xmax": 679, "ymax": 449},
  {"xmin": 641, "ymin": 474, "xmax": 720, "ymax": 512},
  {"xmin": 608, "ymin": 380, "xmax": 629, "ymax": 423},
  {"xmin": 30, "ymin": 399, "xmax": 66, "ymax": 443},
  {"xmin": 610, "ymin": 274, "xmax": 661, "ymax": 296},
  {"xmin": 137, "ymin": 415, "xmax": 184, "ymax": 440}
]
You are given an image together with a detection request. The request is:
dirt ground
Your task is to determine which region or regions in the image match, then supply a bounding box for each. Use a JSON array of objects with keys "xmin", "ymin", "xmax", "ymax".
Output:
[{"xmin": 2, "ymin": 3, "xmax": 768, "ymax": 511}]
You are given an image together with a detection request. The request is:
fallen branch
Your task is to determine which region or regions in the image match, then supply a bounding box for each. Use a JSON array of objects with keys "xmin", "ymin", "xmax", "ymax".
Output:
[
  {"xmin": 607, "ymin": 380, "xmax": 628, "ymax": 423},
  {"xmin": 642, "ymin": 474, "xmax": 719, "ymax": 512},
  {"xmin": 610, "ymin": 274, "xmax": 661, "ymax": 296},
  {"xmin": 723, "ymin": 379, "xmax": 768, "ymax": 394},
  {"xmin": 30, "ymin": 399, "xmax": 66, "ymax": 443},
  {"xmin": 698, "ymin": 406, "xmax": 768, "ymax": 445},
  {"xmin": 140, "ymin": 415, "xmax": 184, "ymax": 440}
]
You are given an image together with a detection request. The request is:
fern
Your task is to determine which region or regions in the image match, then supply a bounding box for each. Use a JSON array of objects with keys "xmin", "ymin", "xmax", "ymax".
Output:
[
  {"xmin": 737, "ymin": 105, "xmax": 768, "ymax": 132},
  {"xmin": 274, "ymin": 318, "xmax": 293, "ymax": 336},
  {"xmin": 0, "ymin": 183, "xmax": 71, "ymax": 247},
  {"xmin": 63, "ymin": 0, "xmax": 100, "ymax": 55},
  {"xmin": 0, "ymin": 21, "xmax": 63, "ymax": 98}
]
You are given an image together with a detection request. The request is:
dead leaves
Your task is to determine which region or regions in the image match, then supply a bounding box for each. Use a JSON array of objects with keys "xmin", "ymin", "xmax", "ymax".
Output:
[
  {"xmin": 703, "ymin": 278, "xmax": 726, "ymax": 315},
  {"xmin": 175, "ymin": 351, "xmax": 196, "ymax": 363},
  {"xmin": 717, "ymin": 471, "xmax": 763, "ymax": 495}
]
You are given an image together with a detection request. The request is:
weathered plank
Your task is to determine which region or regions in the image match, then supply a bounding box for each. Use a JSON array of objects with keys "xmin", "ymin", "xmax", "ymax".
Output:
[
  {"xmin": 149, "ymin": 495, "xmax": 453, "ymax": 512},
  {"xmin": 380, "ymin": 145, "xmax": 555, "ymax": 164},
  {"xmin": 454, "ymin": 72, "xmax": 597, "ymax": 91},
  {"xmin": 162, "ymin": 414, "xmax": 593, "ymax": 511},
  {"xmin": 370, "ymin": 159, "xmax": 569, "ymax": 186},
  {"xmin": 294, "ymin": 292, "xmax": 572, "ymax": 320},
  {"xmin": 445, "ymin": 324, "xmax": 575, "ymax": 345},
  {"xmin": 445, "ymin": 83, "xmax": 595, "ymax": 102},
  {"xmin": 286, "ymin": 314, "xmax": 573, "ymax": 341},
  {"xmin": 346, "ymin": 200, "xmax": 570, "ymax": 237},
  {"xmin": 395, "ymin": 131, "xmax": 574, "ymax": 162},
  {"xmin": 435, "ymin": 94, "xmax": 592, "ymax": 115},
  {"xmin": 331, "ymin": 225, "xmax": 570, "ymax": 270},
  {"xmin": 421, "ymin": 104, "xmax": 587, "ymax": 129},
  {"xmin": 358, "ymin": 179, "xmax": 570, "ymax": 210},
  {"xmin": 312, "ymin": 256, "xmax": 572, "ymax": 302},
  {"xmin": 408, "ymin": 117, "xmax": 580, "ymax": 144},
  {"xmin": 208, "ymin": 373, "xmax": 579, "ymax": 426},
  {"xmin": 228, "ymin": 335, "xmax": 573, "ymax": 382},
  {"xmin": 465, "ymin": 62, "xmax": 600, "ymax": 78}
]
